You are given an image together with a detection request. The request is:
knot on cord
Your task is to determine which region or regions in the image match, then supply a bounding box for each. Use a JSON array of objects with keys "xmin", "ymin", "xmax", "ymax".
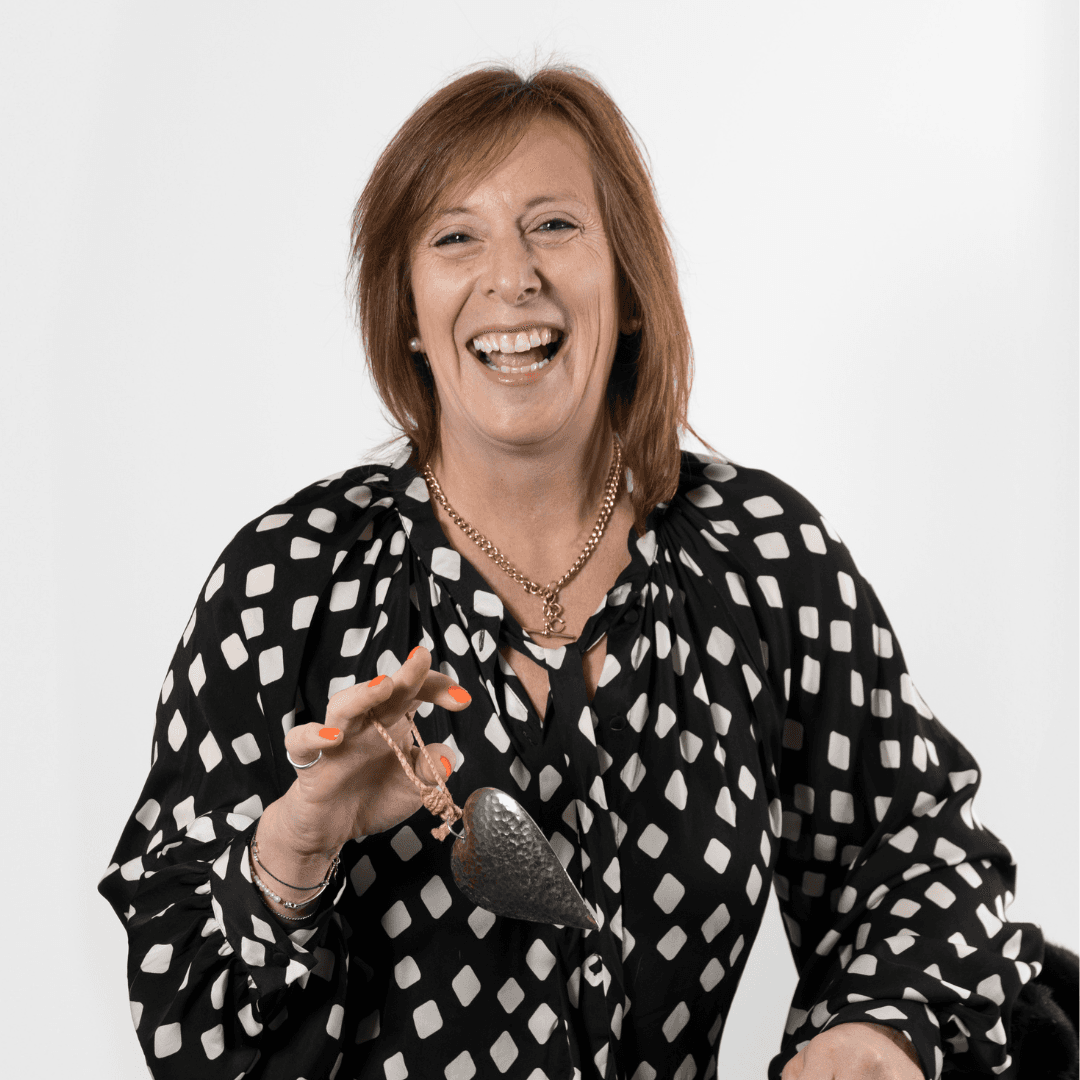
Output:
[
  {"xmin": 422, "ymin": 785, "xmax": 463, "ymax": 841},
  {"xmin": 371, "ymin": 716, "xmax": 463, "ymax": 843}
]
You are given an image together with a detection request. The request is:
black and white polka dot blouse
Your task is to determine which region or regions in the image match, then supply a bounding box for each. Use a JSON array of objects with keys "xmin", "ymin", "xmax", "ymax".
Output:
[{"xmin": 100, "ymin": 450, "xmax": 1042, "ymax": 1080}]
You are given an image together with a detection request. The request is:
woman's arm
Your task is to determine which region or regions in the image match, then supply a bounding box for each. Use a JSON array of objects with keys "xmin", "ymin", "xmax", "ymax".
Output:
[
  {"xmin": 769, "ymin": 560, "xmax": 1040, "ymax": 1077},
  {"xmin": 98, "ymin": 577, "xmax": 352, "ymax": 1079},
  {"xmin": 760, "ymin": 482, "xmax": 1042, "ymax": 1078},
  {"xmin": 676, "ymin": 457, "xmax": 1043, "ymax": 1079},
  {"xmin": 99, "ymin": 501, "xmax": 466, "ymax": 1077}
]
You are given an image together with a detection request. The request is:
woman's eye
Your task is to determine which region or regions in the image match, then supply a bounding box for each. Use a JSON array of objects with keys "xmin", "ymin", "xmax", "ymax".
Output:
[
  {"xmin": 537, "ymin": 219, "xmax": 575, "ymax": 233},
  {"xmin": 435, "ymin": 232, "xmax": 473, "ymax": 247}
]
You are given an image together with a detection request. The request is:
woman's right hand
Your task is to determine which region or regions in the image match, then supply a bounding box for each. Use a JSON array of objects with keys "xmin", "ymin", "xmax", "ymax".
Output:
[{"xmin": 254, "ymin": 646, "xmax": 470, "ymax": 897}]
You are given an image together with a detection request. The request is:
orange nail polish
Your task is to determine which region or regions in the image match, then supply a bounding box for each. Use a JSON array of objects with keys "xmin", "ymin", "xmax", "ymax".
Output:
[
  {"xmin": 319, "ymin": 727, "xmax": 340, "ymax": 740},
  {"xmin": 448, "ymin": 685, "xmax": 470, "ymax": 704},
  {"xmin": 368, "ymin": 675, "xmax": 387, "ymax": 687},
  {"xmin": 439, "ymin": 755, "xmax": 452, "ymax": 778},
  {"xmin": 408, "ymin": 646, "xmax": 422, "ymax": 660}
]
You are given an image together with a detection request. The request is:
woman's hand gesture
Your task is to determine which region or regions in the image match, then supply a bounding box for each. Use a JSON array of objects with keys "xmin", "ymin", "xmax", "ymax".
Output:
[
  {"xmin": 781, "ymin": 1023, "xmax": 924, "ymax": 1079},
  {"xmin": 254, "ymin": 647, "xmax": 470, "ymax": 901}
]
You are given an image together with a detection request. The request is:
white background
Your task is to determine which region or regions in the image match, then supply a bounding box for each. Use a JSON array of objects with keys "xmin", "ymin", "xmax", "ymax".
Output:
[{"xmin": 1, "ymin": 2, "xmax": 1075, "ymax": 1077}]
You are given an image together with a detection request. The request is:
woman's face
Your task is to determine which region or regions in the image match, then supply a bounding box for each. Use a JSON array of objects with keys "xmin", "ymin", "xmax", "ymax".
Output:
[{"xmin": 410, "ymin": 119, "xmax": 621, "ymax": 456}]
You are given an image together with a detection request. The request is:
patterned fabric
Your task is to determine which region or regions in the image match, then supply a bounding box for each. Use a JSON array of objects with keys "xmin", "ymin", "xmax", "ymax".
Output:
[{"xmin": 100, "ymin": 450, "xmax": 1042, "ymax": 1080}]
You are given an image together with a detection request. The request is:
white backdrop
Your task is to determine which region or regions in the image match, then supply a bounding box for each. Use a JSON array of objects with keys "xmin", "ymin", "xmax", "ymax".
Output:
[{"xmin": 1, "ymin": 3, "xmax": 1075, "ymax": 1077}]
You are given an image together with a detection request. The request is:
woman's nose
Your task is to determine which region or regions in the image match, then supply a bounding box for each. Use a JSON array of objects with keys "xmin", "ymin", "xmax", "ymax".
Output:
[{"xmin": 482, "ymin": 235, "xmax": 541, "ymax": 305}]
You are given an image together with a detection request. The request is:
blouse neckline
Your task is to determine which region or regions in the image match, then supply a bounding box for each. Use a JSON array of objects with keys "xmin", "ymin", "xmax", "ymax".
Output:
[{"xmin": 382, "ymin": 454, "xmax": 661, "ymax": 672}]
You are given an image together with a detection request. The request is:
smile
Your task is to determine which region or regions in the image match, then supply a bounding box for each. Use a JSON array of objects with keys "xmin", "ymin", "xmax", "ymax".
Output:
[{"xmin": 468, "ymin": 325, "xmax": 565, "ymax": 374}]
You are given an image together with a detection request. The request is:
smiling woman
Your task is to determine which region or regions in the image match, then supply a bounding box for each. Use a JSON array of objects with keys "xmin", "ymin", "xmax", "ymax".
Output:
[
  {"xmin": 100, "ymin": 65, "xmax": 1050, "ymax": 1080},
  {"xmin": 410, "ymin": 120, "xmax": 624, "ymax": 460},
  {"xmin": 352, "ymin": 68, "xmax": 691, "ymax": 529}
]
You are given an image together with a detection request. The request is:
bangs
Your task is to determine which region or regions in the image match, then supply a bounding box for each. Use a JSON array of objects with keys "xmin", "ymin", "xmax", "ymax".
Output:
[{"xmin": 403, "ymin": 95, "xmax": 575, "ymax": 252}]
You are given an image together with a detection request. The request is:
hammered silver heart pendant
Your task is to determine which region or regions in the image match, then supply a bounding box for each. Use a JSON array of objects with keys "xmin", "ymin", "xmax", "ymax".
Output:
[
  {"xmin": 373, "ymin": 719, "xmax": 597, "ymax": 931},
  {"xmin": 450, "ymin": 787, "xmax": 597, "ymax": 931}
]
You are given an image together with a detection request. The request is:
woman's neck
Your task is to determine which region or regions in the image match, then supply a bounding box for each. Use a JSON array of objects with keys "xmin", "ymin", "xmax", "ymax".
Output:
[{"xmin": 428, "ymin": 421, "xmax": 616, "ymax": 579}]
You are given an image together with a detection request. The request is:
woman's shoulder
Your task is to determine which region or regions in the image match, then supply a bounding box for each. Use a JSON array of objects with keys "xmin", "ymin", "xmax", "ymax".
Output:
[
  {"xmin": 675, "ymin": 449, "xmax": 841, "ymax": 547},
  {"xmin": 669, "ymin": 449, "xmax": 860, "ymax": 608},
  {"xmin": 198, "ymin": 456, "xmax": 421, "ymax": 610}
]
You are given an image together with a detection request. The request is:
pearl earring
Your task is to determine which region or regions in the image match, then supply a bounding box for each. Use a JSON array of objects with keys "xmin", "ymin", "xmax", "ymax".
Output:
[{"xmin": 408, "ymin": 337, "xmax": 423, "ymax": 353}]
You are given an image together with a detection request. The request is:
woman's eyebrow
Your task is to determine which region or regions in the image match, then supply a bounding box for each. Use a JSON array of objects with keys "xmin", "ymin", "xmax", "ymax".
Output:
[
  {"xmin": 523, "ymin": 193, "xmax": 583, "ymax": 209},
  {"xmin": 431, "ymin": 193, "xmax": 585, "ymax": 219}
]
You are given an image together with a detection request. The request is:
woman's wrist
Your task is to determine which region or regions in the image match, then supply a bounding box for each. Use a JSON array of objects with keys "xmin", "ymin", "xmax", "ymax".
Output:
[
  {"xmin": 257, "ymin": 795, "xmax": 343, "ymax": 869},
  {"xmin": 249, "ymin": 840, "xmax": 337, "ymax": 902},
  {"xmin": 248, "ymin": 841, "xmax": 338, "ymax": 923},
  {"xmin": 247, "ymin": 798, "xmax": 344, "ymax": 922},
  {"xmin": 251, "ymin": 829, "xmax": 339, "ymax": 893}
]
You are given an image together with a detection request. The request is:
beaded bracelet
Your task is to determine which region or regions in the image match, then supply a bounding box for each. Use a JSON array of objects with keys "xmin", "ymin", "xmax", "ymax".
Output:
[
  {"xmin": 248, "ymin": 844, "xmax": 338, "ymax": 910},
  {"xmin": 251, "ymin": 830, "xmax": 340, "ymax": 892},
  {"xmin": 247, "ymin": 839, "xmax": 340, "ymax": 909},
  {"xmin": 250, "ymin": 862, "xmax": 329, "ymax": 910},
  {"xmin": 256, "ymin": 892, "xmax": 317, "ymax": 923}
]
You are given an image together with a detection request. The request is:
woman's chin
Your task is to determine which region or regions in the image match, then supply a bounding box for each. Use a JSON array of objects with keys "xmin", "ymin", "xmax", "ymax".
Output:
[
  {"xmin": 456, "ymin": 402, "xmax": 587, "ymax": 453},
  {"xmin": 473, "ymin": 418, "xmax": 577, "ymax": 452},
  {"xmin": 437, "ymin": 345, "xmax": 611, "ymax": 454}
]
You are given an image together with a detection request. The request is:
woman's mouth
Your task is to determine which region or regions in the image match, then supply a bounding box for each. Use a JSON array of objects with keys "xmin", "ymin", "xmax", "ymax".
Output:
[{"xmin": 469, "ymin": 326, "xmax": 565, "ymax": 373}]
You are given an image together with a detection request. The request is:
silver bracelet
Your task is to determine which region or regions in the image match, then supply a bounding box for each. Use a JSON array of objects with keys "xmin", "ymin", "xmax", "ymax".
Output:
[
  {"xmin": 250, "ymin": 829, "xmax": 340, "ymax": 891},
  {"xmin": 257, "ymin": 892, "xmax": 317, "ymax": 923},
  {"xmin": 251, "ymin": 865, "xmax": 328, "ymax": 909},
  {"xmin": 248, "ymin": 848, "xmax": 333, "ymax": 910}
]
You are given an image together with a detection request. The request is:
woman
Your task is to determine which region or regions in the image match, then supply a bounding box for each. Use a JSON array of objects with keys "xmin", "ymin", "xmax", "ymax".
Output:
[{"xmin": 100, "ymin": 66, "xmax": 1042, "ymax": 1079}]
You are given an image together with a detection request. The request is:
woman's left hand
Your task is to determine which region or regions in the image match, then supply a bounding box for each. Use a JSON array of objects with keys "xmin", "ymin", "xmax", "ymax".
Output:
[{"xmin": 781, "ymin": 1022, "xmax": 924, "ymax": 1079}]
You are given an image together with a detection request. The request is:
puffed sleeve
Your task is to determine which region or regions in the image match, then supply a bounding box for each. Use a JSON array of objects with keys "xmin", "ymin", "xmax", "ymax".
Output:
[
  {"xmin": 681, "ymin": 458, "xmax": 1044, "ymax": 1079},
  {"xmin": 99, "ymin": 484, "xmax": 384, "ymax": 1079}
]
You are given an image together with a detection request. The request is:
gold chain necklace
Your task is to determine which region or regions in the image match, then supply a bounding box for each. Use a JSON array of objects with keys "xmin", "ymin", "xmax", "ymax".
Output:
[{"xmin": 422, "ymin": 438, "xmax": 623, "ymax": 640}]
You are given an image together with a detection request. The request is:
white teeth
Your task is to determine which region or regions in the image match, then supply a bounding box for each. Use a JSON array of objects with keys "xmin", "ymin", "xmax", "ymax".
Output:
[
  {"xmin": 471, "ymin": 327, "xmax": 560, "ymax": 355},
  {"xmin": 487, "ymin": 357, "xmax": 551, "ymax": 374}
]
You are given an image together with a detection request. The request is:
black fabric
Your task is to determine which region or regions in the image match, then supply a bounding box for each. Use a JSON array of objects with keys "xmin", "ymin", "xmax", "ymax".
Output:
[
  {"xmin": 1011, "ymin": 943, "xmax": 1078, "ymax": 1080},
  {"xmin": 100, "ymin": 451, "xmax": 1044, "ymax": 1079}
]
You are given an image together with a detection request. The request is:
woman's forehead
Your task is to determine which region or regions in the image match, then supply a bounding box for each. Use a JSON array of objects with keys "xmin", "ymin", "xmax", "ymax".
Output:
[{"xmin": 428, "ymin": 119, "xmax": 596, "ymax": 219}]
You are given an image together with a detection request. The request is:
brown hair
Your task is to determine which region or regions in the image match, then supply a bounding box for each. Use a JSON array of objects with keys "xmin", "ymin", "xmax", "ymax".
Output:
[{"xmin": 350, "ymin": 64, "xmax": 697, "ymax": 532}]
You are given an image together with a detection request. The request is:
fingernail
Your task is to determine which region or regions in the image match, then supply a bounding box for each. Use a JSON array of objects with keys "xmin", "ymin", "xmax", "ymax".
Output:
[
  {"xmin": 439, "ymin": 755, "xmax": 452, "ymax": 778},
  {"xmin": 368, "ymin": 675, "xmax": 387, "ymax": 687},
  {"xmin": 408, "ymin": 646, "xmax": 423, "ymax": 660},
  {"xmin": 319, "ymin": 727, "xmax": 340, "ymax": 740},
  {"xmin": 448, "ymin": 685, "xmax": 470, "ymax": 704}
]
